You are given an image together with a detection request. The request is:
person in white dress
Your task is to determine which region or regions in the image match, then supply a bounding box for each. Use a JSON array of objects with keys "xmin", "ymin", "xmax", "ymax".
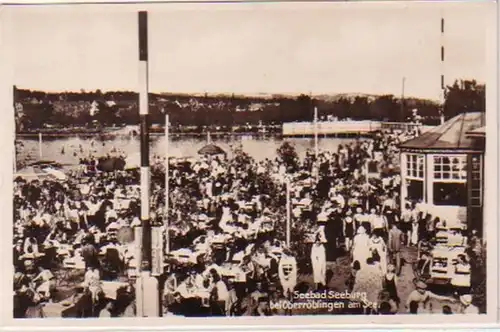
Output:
[
  {"xmin": 411, "ymin": 219, "xmax": 419, "ymax": 246},
  {"xmin": 278, "ymin": 249, "xmax": 298, "ymax": 298},
  {"xmin": 369, "ymin": 233, "xmax": 388, "ymax": 275},
  {"xmin": 84, "ymin": 266, "xmax": 103, "ymax": 305},
  {"xmin": 310, "ymin": 234, "xmax": 327, "ymax": 289},
  {"xmin": 352, "ymin": 226, "xmax": 371, "ymax": 269}
]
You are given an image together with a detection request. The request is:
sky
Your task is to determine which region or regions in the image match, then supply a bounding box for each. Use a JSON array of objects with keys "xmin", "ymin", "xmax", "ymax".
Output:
[{"xmin": 2, "ymin": 1, "xmax": 493, "ymax": 101}]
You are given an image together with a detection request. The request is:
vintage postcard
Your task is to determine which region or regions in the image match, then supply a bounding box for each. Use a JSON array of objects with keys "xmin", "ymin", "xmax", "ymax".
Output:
[{"xmin": 0, "ymin": 0, "xmax": 498, "ymax": 329}]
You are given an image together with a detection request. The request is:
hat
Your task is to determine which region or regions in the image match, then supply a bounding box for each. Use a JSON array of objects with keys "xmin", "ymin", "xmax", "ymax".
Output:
[
  {"xmin": 387, "ymin": 264, "xmax": 395, "ymax": 272},
  {"xmin": 460, "ymin": 294, "xmax": 472, "ymax": 306},
  {"xmin": 414, "ymin": 280, "xmax": 427, "ymax": 290}
]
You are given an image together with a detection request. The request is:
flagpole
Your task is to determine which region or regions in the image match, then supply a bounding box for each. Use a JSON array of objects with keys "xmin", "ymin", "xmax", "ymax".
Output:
[
  {"xmin": 136, "ymin": 11, "xmax": 160, "ymax": 317},
  {"xmin": 165, "ymin": 114, "xmax": 170, "ymax": 254},
  {"xmin": 314, "ymin": 107, "xmax": 319, "ymax": 182}
]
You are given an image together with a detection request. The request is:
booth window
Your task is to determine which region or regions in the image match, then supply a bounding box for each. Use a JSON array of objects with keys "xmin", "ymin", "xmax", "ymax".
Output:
[
  {"xmin": 404, "ymin": 154, "xmax": 424, "ymax": 201},
  {"xmin": 433, "ymin": 155, "xmax": 467, "ymax": 206},
  {"xmin": 406, "ymin": 179, "xmax": 424, "ymax": 201},
  {"xmin": 469, "ymin": 155, "xmax": 483, "ymax": 207},
  {"xmin": 406, "ymin": 154, "xmax": 424, "ymax": 179},
  {"xmin": 433, "ymin": 156, "xmax": 467, "ymax": 180}
]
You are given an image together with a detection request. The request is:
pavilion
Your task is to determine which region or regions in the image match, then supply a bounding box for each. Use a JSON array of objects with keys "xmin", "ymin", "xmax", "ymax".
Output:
[{"xmin": 399, "ymin": 112, "xmax": 485, "ymax": 233}]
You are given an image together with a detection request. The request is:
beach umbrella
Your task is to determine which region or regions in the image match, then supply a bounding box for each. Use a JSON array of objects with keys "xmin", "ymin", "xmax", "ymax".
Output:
[{"xmin": 198, "ymin": 144, "xmax": 226, "ymax": 156}]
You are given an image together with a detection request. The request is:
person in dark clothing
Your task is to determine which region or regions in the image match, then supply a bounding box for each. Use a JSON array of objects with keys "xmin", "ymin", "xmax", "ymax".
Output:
[{"xmin": 81, "ymin": 238, "xmax": 100, "ymax": 270}]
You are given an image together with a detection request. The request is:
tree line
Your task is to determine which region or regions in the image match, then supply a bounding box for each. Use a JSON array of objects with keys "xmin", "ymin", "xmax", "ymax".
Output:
[{"xmin": 14, "ymin": 79, "xmax": 485, "ymax": 132}]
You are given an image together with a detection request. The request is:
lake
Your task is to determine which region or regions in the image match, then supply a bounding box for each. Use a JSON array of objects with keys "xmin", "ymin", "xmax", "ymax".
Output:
[{"xmin": 15, "ymin": 134, "xmax": 356, "ymax": 166}]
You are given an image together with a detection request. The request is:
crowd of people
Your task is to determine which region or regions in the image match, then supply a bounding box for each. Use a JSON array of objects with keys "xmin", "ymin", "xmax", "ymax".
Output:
[{"xmin": 12, "ymin": 128, "xmax": 486, "ymax": 318}]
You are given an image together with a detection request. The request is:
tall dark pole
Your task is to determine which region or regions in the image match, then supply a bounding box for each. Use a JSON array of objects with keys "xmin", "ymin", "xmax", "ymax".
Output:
[
  {"xmin": 136, "ymin": 11, "xmax": 160, "ymax": 317},
  {"xmin": 138, "ymin": 10, "xmax": 151, "ymax": 276}
]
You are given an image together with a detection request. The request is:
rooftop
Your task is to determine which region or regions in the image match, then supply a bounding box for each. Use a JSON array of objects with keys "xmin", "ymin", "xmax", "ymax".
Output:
[{"xmin": 399, "ymin": 112, "xmax": 485, "ymax": 152}]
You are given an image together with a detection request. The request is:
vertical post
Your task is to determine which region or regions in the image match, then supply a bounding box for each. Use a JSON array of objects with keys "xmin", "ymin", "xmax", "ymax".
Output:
[
  {"xmin": 314, "ymin": 107, "xmax": 319, "ymax": 160},
  {"xmin": 440, "ymin": 15, "xmax": 445, "ymax": 125},
  {"xmin": 138, "ymin": 10, "xmax": 151, "ymax": 275},
  {"xmin": 286, "ymin": 179, "xmax": 291, "ymax": 247},
  {"xmin": 165, "ymin": 115, "xmax": 170, "ymax": 254},
  {"xmin": 136, "ymin": 10, "xmax": 160, "ymax": 317},
  {"xmin": 400, "ymin": 153, "xmax": 407, "ymax": 214},
  {"xmin": 365, "ymin": 160, "xmax": 370, "ymax": 211},
  {"xmin": 207, "ymin": 131, "xmax": 211, "ymax": 144},
  {"xmin": 38, "ymin": 132, "xmax": 43, "ymax": 159}
]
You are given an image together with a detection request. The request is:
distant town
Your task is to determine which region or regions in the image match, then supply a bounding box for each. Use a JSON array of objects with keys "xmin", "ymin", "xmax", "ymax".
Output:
[{"xmin": 14, "ymin": 79, "xmax": 485, "ymax": 134}]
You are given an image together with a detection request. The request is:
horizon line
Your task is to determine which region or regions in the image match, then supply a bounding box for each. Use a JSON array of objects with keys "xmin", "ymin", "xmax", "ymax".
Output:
[{"xmin": 14, "ymin": 86, "xmax": 457, "ymax": 103}]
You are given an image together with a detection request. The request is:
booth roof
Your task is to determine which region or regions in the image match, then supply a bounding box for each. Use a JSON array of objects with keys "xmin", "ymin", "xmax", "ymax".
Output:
[{"xmin": 399, "ymin": 112, "xmax": 485, "ymax": 151}]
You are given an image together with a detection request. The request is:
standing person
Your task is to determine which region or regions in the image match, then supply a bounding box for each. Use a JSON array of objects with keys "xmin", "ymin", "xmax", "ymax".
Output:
[
  {"xmin": 388, "ymin": 223, "xmax": 404, "ymax": 276},
  {"xmin": 400, "ymin": 203, "xmax": 413, "ymax": 246},
  {"xmin": 383, "ymin": 264, "xmax": 400, "ymax": 308},
  {"xmin": 278, "ymin": 249, "xmax": 297, "ymax": 299},
  {"xmin": 410, "ymin": 216, "xmax": 420, "ymax": 246},
  {"xmin": 84, "ymin": 265, "xmax": 103, "ymax": 314},
  {"xmin": 81, "ymin": 236, "xmax": 99, "ymax": 270},
  {"xmin": 352, "ymin": 226, "xmax": 370, "ymax": 269},
  {"xmin": 369, "ymin": 233, "xmax": 387, "ymax": 275},
  {"xmin": 310, "ymin": 234, "xmax": 327, "ymax": 290},
  {"xmin": 324, "ymin": 205, "xmax": 340, "ymax": 261},
  {"xmin": 210, "ymin": 272, "xmax": 230, "ymax": 316},
  {"xmin": 372, "ymin": 208, "xmax": 388, "ymax": 241},
  {"xmin": 343, "ymin": 210, "xmax": 357, "ymax": 252}
]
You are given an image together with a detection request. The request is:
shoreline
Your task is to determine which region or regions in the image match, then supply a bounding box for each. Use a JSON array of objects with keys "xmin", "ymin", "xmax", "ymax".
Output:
[{"xmin": 16, "ymin": 132, "xmax": 372, "ymax": 139}]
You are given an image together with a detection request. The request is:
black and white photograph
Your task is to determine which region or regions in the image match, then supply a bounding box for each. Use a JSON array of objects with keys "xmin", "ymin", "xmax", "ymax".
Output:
[{"xmin": 3, "ymin": 1, "xmax": 497, "ymax": 324}]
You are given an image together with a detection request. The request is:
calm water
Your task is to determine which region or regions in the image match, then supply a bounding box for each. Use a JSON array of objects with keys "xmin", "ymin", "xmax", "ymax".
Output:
[{"xmin": 16, "ymin": 135, "xmax": 355, "ymax": 166}]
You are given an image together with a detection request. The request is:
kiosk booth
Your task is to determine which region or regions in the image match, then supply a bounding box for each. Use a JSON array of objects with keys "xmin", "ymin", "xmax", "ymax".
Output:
[{"xmin": 399, "ymin": 112, "xmax": 485, "ymax": 234}]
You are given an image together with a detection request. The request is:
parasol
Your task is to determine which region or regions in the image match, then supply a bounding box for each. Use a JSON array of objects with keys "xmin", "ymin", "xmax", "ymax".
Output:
[{"xmin": 197, "ymin": 144, "xmax": 226, "ymax": 156}]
